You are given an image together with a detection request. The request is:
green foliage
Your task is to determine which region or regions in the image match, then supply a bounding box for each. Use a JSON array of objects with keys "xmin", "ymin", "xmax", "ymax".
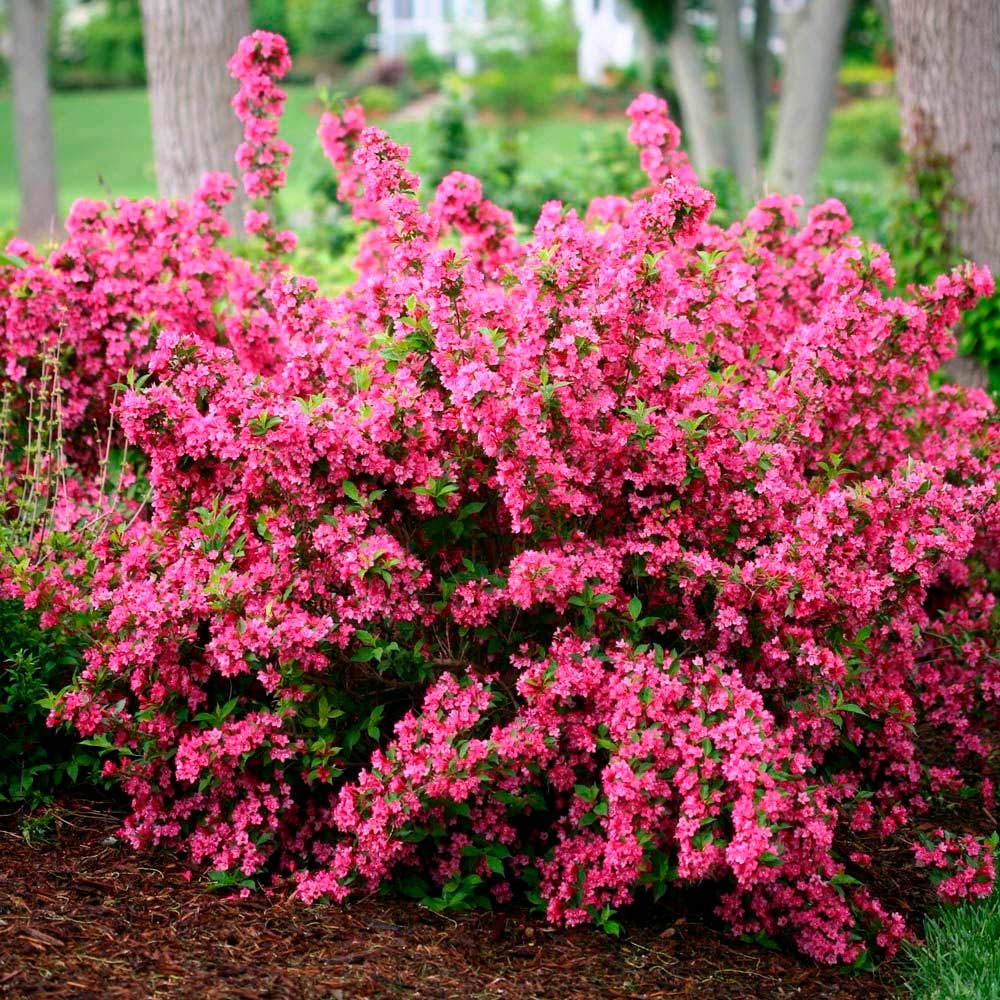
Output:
[
  {"xmin": 470, "ymin": 0, "xmax": 577, "ymax": 119},
  {"xmin": 958, "ymin": 295, "xmax": 1000, "ymax": 395},
  {"xmin": 285, "ymin": 0, "xmax": 374, "ymax": 71},
  {"xmin": 426, "ymin": 82, "xmax": 473, "ymax": 191},
  {"xmin": 837, "ymin": 60, "xmax": 894, "ymax": 97},
  {"xmin": 43, "ymin": 0, "xmax": 373, "ymax": 90},
  {"xmin": 904, "ymin": 885, "xmax": 1000, "ymax": 1000},
  {"xmin": 488, "ymin": 126, "xmax": 647, "ymax": 224},
  {"xmin": 885, "ymin": 149, "xmax": 960, "ymax": 290},
  {"xmin": 823, "ymin": 97, "xmax": 901, "ymax": 174},
  {"xmin": 884, "ymin": 144, "xmax": 1000, "ymax": 390},
  {"xmin": 51, "ymin": 0, "xmax": 145, "ymax": 89},
  {"xmin": 355, "ymin": 84, "xmax": 400, "ymax": 117},
  {"xmin": 841, "ymin": 0, "xmax": 892, "ymax": 67},
  {"xmin": 404, "ymin": 39, "xmax": 452, "ymax": 94},
  {"xmin": 286, "ymin": 219, "xmax": 363, "ymax": 297},
  {"xmin": 704, "ymin": 168, "xmax": 743, "ymax": 229},
  {"xmin": 0, "ymin": 598, "xmax": 99, "ymax": 808},
  {"xmin": 251, "ymin": 0, "xmax": 293, "ymax": 44},
  {"xmin": 628, "ymin": 0, "xmax": 676, "ymax": 44}
]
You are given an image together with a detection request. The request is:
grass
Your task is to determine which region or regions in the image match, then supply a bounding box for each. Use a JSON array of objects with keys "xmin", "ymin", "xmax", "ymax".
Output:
[
  {"xmin": 0, "ymin": 83, "xmax": 899, "ymax": 235},
  {"xmin": 903, "ymin": 888, "xmax": 1000, "ymax": 1000}
]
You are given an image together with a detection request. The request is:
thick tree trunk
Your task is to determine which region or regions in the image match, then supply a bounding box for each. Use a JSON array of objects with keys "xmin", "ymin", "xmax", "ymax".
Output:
[
  {"xmin": 890, "ymin": 0, "xmax": 1000, "ymax": 274},
  {"xmin": 713, "ymin": 0, "xmax": 760, "ymax": 195},
  {"xmin": 767, "ymin": 0, "xmax": 850, "ymax": 205},
  {"xmin": 10, "ymin": 0, "xmax": 58, "ymax": 244},
  {"xmin": 140, "ymin": 0, "xmax": 250, "ymax": 229},
  {"xmin": 666, "ymin": 0, "xmax": 727, "ymax": 178}
]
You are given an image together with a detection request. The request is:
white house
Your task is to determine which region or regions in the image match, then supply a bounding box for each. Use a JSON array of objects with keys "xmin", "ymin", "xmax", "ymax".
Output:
[
  {"xmin": 374, "ymin": 0, "xmax": 487, "ymax": 75},
  {"xmin": 571, "ymin": 0, "xmax": 642, "ymax": 84},
  {"xmin": 374, "ymin": 0, "xmax": 642, "ymax": 83}
]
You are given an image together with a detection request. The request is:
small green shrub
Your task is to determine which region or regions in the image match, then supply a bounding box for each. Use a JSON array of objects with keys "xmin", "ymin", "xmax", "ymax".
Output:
[
  {"xmin": 0, "ymin": 598, "xmax": 99, "ymax": 808},
  {"xmin": 404, "ymin": 39, "xmax": 451, "ymax": 95},
  {"xmin": 426, "ymin": 82, "xmax": 473, "ymax": 191},
  {"xmin": 355, "ymin": 84, "xmax": 400, "ymax": 117}
]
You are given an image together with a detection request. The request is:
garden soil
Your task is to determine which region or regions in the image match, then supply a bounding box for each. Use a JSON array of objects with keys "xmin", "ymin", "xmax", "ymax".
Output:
[{"xmin": 0, "ymin": 802, "xmax": 906, "ymax": 1000}]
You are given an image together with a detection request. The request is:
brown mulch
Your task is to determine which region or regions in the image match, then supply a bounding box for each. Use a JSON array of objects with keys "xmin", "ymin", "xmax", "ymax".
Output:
[{"xmin": 0, "ymin": 803, "xmax": 904, "ymax": 1000}]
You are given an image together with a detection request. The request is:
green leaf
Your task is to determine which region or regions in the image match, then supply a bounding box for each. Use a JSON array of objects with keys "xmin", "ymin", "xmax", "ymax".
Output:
[
  {"xmin": 831, "ymin": 872, "xmax": 861, "ymax": 886},
  {"xmin": 837, "ymin": 702, "xmax": 868, "ymax": 717}
]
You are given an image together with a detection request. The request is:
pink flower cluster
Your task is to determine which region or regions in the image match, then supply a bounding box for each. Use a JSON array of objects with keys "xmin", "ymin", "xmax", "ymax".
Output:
[
  {"xmin": 913, "ymin": 829, "xmax": 997, "ymax": 903},
  {"xmin": 0, "ymin": 33, "xmax": 305, "ymax": 456},
  {"xmin": 5, "ymin": 34, "xmax": 999, "ymax": 967},
  {"xmin": 228, "ymin": 30, "xmax": 296, "ymax": 254}
]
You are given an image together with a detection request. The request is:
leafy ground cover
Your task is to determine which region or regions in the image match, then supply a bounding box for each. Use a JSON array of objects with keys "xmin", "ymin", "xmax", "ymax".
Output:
[
  {"xmin": 0, "ymin": 803, "xmax": 901, "ymax": 999},
  {"xmin": 0, "ymin": 85, "xmax": 898, "ymax": 232}
]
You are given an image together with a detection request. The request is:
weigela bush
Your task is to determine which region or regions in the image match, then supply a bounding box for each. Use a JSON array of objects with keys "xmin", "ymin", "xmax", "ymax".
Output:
[{"xmin": 7, "ymin": 32, "xmax": 1000, "ymax": 965}]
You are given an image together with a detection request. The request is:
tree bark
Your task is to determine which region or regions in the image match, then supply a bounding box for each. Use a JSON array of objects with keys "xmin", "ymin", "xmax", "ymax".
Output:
[
  {"xmin": 766, "ymin": 0, "xmax": 851, "ymax": 205},
  {"xmin": 752, "ymin": 0, "xmax": 772, "ymax": 143},
  {"xmin": 10, "ymin": 0, "xmax": 59, "ymax": 244},
  {"xmin": 635, "ymin": 19, "xmax": 659, "ymax": 90},
  {"xmin": 713, "ymin": 0, "xmax": 760, "ymax": 195},
  {"xmin": 890, "ymin": 0, "xmax": 1000, "ymax": 274},
  {"xmin": 140, "ymin": 0, "xmax": 250, "ymax": 229},
  {"xmin": 666, "ymin": 0, "xmax": 727, "ymax": 178}
]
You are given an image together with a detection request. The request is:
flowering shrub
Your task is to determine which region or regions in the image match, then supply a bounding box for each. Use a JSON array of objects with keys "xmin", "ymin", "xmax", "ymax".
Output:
[{"xmin": 5, "ymin": 32, "xmax": 1000, "ymax": 966}]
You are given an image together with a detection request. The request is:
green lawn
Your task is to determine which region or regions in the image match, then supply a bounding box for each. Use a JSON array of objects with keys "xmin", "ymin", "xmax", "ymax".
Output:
[
  {"xmin": 0, "ymin": 84, "xmax": 899, "ymax": 235},
  {"xmin": 904, "ymin": 887, "xmax": 1000, "ymax": 1000},
  {"xmin": 0, "ymin": 83, "xmax": 330, "ymax": 223}
]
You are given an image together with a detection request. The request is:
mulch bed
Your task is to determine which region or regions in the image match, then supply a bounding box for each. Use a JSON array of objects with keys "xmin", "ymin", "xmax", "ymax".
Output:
[{"xmin": 0, "ymin": 802, "xmax": 905, "ymax": 1000}]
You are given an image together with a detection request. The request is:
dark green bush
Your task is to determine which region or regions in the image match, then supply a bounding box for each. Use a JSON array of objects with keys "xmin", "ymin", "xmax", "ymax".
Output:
[
  {"xmin": 0, "ymin": 598, "xmax": 100, "ymax": 808},
  {"xmin": 51, "ymin": 0, "xmax": 145, "ymax": 89}
]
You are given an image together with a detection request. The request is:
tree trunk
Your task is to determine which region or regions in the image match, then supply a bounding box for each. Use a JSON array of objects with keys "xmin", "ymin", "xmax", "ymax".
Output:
[
  {"xmin": 713, "ymin": 0, "xmax": 760, "ymax": 195},
  {"xmin": 752, "ymin": 0, "xmax": 772, "ymax": 144},
  {"xmin": 666, "ymin": 0, "xmax": 727, "ymax": 178},
  {"xmin": 890, "ymin": 0, "xmax": 1000, "ymax": 274},
  {"xmin": 766, "ymin": 0, "xmax": 850, "ymax": 206},
  {"xmin": 140, "ymin": 0, "xmax": 250, "ymax": 229},
  {"xmin": 10, "ymin": 0, "xmax": 58, "ymax": 244},
  {"xmin": 635, "ymin": 20, "xmax": 659, "ymax": 90}
]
